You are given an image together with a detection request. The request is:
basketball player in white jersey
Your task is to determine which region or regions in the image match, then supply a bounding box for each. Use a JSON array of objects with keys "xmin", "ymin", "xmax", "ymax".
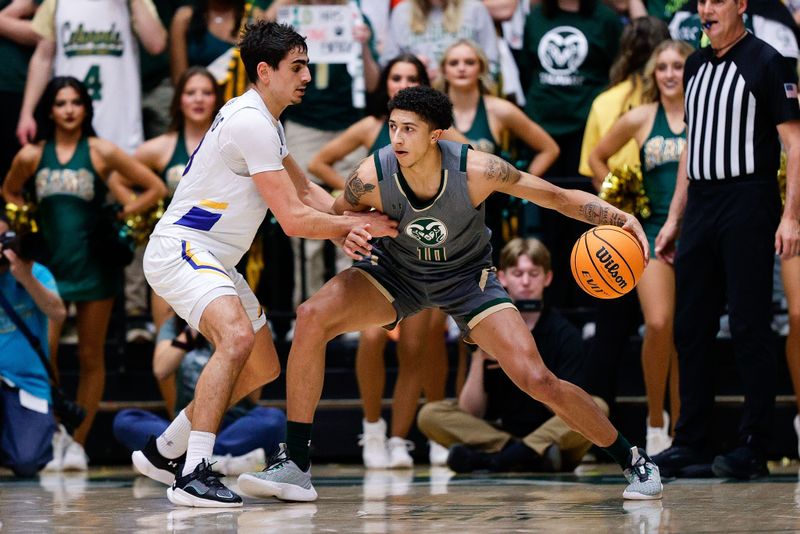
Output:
[{"xmin": 131, "ymin": 21, "xmax": 398, "ymax": 508}]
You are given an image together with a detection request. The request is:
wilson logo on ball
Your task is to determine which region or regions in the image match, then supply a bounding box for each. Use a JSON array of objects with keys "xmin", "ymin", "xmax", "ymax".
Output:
[
  {"xmin": 595, "ymin": 246, "xmax": 627, "ymax": 290},
  {"xmin": 570, "ymin": 226, "xmax": 645, "ymax": 299}
]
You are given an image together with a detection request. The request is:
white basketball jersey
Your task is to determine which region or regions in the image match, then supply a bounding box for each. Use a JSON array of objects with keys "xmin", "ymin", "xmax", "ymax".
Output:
[
  {"xmin": 152, "ymin": 89, "xmax": 288, "ymax": 269},
  {"xmin": 54, "ymin": 0, "xmax": 143, "ymax": 153}
]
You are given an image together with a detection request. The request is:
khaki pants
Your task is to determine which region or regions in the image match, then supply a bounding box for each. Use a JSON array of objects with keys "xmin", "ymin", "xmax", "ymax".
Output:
[
  {"xmin": 417, "ymin": 397, "xmax": 609, "ymax": 472},
  {"xmin": 124, "ymin": 244, "xmax": 148, "ymax": 315},
  {"xmin": 283, "ymin": 119, "xmax": 366, "ymax": 306}
]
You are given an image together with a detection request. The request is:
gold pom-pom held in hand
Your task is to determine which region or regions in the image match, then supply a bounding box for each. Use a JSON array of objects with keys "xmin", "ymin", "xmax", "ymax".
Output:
[
  {"xmin": 599, "ymin": 165, "xmax": 651, "ymax": 220},
  {"xmin": 124, "ymin": 199, "xmax": 165, "ymax": 246},
  {"xmin": 5, "ymin": 202, "xmax": 39, "ymax": 234}
]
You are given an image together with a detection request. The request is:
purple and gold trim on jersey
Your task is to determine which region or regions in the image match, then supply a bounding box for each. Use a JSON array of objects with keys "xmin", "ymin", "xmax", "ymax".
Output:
[
  {"xmin": 174, "ymin": 200, "xmax": 228, "ymax": 231},
  {"xmin": 181, "ymin": 240, "xmax": 229, "ymax": 278}
]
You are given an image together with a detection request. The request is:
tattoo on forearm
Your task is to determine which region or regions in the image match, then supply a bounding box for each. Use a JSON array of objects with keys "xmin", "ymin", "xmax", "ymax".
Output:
[
  {"xmin": 579, "ymin": 202, "xmax": 626, "ymax": 226},
  {"xmin": 484, "ymin": 156, "xmax": 520, "ymax": 184},
  {"xmin": 344, "ymin": 169, "xmax": 375, "ymax": 206}
]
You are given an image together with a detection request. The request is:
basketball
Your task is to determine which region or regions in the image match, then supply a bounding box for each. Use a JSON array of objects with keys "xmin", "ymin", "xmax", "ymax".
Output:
[{"xmin": 570, "ymin": 225, "xmax": 645, "ymax": 299}]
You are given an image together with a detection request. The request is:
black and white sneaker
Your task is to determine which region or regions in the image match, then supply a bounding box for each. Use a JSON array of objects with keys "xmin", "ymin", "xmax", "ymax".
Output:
[
  {"xmin": 167, "ymin": 459, "xmax": 243, "ymax": 508},
  {"xmin": 132, "ymin": 436, "xmax": 184, "ymax": 486}
]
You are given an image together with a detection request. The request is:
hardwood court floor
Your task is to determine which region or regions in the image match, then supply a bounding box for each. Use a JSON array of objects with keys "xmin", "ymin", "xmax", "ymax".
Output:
[{"xmin": 3, "ymin": 463, "xmax": 800, "ymax": 533}]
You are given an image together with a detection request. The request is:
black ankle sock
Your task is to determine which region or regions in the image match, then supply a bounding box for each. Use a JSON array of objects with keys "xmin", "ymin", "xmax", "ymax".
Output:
[
  {"xmin": 286, "ymin": 421, "xmax": 313, "ymax": 471},
  {"xmin": 491, "ymin": 441, "xmax": 540, "ymax": 471},
  {"xmin": 602, "ymin": 433, "xmax": 634, "ymax": 470}
]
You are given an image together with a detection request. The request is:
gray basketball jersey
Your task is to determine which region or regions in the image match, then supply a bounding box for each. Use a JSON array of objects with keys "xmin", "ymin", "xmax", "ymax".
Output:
[{"xmin": 371, "ymin": 140, "xmax": 492, "ymax": 275}]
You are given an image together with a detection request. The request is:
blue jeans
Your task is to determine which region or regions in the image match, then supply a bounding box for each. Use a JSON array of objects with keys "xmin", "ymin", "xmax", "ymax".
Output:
[
  {"xmin": 112, "ymin": 407, "xmax": 286, "ymax": 456},
  {"xmin": 0, "ymin": 382, "xmax": 56, "ymax": 477}
]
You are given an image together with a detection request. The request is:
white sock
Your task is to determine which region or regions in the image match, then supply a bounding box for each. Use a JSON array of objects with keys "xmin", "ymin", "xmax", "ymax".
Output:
[
  {"xmin": 363, "ymin": 418, "xmax": 386, "ymax": 434},
  {"xmin": 183, "ymin": 431, "xmax": 216, "ymax": 476},
  {"xmin": 156, "ymin": 409, "xmax": 191, "ymax": 459}
]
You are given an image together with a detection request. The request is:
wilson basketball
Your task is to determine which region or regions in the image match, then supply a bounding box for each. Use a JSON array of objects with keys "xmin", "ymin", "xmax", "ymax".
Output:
[{"xmin": 570, "ymin": 225, "xmax": 645, "ymax": 299}]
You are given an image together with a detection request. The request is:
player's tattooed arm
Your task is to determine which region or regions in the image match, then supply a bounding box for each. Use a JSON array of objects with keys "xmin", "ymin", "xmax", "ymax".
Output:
[
  {"xmin": 484, "ymin": 155, "xmax": 521, "ymax": 185},
  {"xmin": 578, "ymin": 202, "xmax": 627, "ymax": 227},
  {"xmin": 344, "ymin": 167, "xmax": 376, "ymax": 207}
]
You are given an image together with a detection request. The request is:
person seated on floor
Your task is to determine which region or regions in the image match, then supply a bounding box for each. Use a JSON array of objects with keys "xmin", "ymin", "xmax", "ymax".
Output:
[
  {"xmin": 417, "ymin": 237, "xmax": 608, "ymax": 473},
  {"xmin": 113, "ymin": 312, "xmax": 286, "ymax": 476},
  {"xmin": 0, "ymin": 214, "xmax": 66, "ymax": 477}
]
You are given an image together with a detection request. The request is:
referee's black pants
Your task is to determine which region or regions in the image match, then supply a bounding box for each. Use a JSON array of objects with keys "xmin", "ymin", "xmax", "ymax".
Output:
[{"xmin": 673, "ymin": 180, "xmax": 780, "ymax": 453}]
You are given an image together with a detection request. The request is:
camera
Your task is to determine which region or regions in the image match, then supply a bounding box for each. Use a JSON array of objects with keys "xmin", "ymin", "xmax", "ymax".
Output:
[
  {"xmin": 0, "ymin": 230, "xmax": 43, "ymax": 267},
  {"xmin": 0, "ymin": 231, "xmax": 22, "ymax": 267}
]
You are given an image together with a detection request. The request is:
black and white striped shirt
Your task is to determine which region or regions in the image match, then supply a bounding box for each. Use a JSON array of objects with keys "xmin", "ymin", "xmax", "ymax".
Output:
[{"xmin": 683, "ymin": 32, "xmax": 800, "ymax": 181}]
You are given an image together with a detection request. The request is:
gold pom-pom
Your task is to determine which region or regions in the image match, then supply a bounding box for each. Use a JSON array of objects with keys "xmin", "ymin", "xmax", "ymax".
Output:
[
  {"xmin": 124, "ymin": 199, "xmax": 165, "ymax": 246},
  {"xmin": 778, "ymin": 151, "xmax": 787, "ymax": 207},
  {"xmin": 599, "ymin": 165, "xmax": 651, "ymax": 220},
  {"xmin": 5, "ymin": 202, "xmax": 39, "ymax": 234}
]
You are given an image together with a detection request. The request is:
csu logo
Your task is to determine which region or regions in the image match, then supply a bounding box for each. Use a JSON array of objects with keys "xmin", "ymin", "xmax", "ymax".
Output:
[
  {"xmin": 538, "ymin": 26, "xmax": 588, "ymax": 75},
  {"xmin": 406, "ymin": 217, "xmax": 448, "ymax": 247}
]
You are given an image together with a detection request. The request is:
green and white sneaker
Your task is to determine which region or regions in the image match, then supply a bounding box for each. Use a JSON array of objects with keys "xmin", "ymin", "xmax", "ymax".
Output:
[
  {"xmin": 238, "ymin": 444, "xmax": 318, "ymax": 502},
  {"xmin": 623, "ymin": 447, "xmax": 663, "ymax": 500}
]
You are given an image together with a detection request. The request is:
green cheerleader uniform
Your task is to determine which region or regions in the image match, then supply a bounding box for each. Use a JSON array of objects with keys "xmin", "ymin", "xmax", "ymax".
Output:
[
  {"xmin": 639, "ymin": 103, "xmax": 686, "ymax": 257},
  {"xmin": 33, "ymin": 137, "xmax": 119, "ymax": 301}
]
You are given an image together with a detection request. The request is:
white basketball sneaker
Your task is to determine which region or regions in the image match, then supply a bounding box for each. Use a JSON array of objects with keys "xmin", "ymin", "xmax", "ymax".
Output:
[
  {"xmin": 646, "ymin": 411, "xmax": 672, "ymax": 457},
  {"xmin": 428, "ymin": 440, "xmax": 449, "ymax": 466},
  {"xmin": 359, "ymin": 418, "xmax": 390, "ymax": 469},
  {"xmin": 623, "ymin": 447, "xmax": 663, "ymax": 500},
  {"xmin": 387, "ymin": 437, "xmax": 414, "ymax": 469},
  {"xmin": 61, "ymin": 440, "xmax": 88, "ymax": 471}
]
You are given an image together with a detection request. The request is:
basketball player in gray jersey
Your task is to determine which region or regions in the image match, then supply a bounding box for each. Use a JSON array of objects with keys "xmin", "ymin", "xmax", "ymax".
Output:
[{"xmin": 238, "ymin": 86, "xmax": 662, "ymax": 502}]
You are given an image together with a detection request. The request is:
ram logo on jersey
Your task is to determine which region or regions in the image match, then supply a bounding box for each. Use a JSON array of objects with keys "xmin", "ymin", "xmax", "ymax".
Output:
[{"xmin": 406, "ymin": 217, "xmax": 448, "ymax": 247}]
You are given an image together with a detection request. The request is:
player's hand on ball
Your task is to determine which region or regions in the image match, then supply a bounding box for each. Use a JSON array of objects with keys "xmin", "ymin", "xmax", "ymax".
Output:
[
  {"xmin": 621, "ymin": 215, "xmax": 649, "ymax": 263},
  {"xmin": 343, "ymin": 225, "xmax": 374, "ymax": 260}
]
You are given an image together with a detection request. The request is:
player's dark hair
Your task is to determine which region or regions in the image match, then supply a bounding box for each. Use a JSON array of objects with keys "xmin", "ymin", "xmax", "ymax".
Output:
[
  {"xmin": 387, "ymin": 86, "xmax": 453, "ymax": 131},
  {"xmin": 239, "ymin": 20, "xmax": 308, "ymax": 83},
  {"xmin": 34, "ymin": 76, "xmax": 96, "ymax": 142},
  {"xmin": 169, "ymin": 67, "xmax": 223, "ymax": 132}
]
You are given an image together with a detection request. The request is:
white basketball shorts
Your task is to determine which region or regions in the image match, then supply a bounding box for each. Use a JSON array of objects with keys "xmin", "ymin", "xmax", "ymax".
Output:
[{"xmin": 143, "ymin": 235, "xmax": 266, "ymax": 332}]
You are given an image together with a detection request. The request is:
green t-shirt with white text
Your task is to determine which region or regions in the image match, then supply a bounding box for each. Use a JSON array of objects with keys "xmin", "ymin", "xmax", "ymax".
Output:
[{"xmin": 521, "ymin": 3, "xmax": 622, "ymax": 136}]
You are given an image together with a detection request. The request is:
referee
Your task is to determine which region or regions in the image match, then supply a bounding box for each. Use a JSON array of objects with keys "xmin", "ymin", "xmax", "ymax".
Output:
[{"xmin": 653, "ymin": 0, "xmax": 800, "ymax": 479}]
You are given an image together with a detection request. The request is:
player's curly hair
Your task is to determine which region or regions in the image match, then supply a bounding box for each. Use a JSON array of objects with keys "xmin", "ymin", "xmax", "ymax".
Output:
[
  {"xmin": 387, "ymin": 86, "xmax": 453, "ymax": 131},
  {"xmin": 239, "ymin": 21, "xmax": 307, "ymax": 83}
]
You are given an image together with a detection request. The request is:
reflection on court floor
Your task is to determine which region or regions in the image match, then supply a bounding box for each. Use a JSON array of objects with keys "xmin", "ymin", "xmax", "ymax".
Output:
[{"xmin": 3, "ymin": 463, "xmax": 800, "ymax": 532}]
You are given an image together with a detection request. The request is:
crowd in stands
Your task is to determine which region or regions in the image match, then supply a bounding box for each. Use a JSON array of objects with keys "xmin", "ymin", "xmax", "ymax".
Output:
[{"xmin": 0, "ymin": 0, "xmax": 799, "ymax": 484}]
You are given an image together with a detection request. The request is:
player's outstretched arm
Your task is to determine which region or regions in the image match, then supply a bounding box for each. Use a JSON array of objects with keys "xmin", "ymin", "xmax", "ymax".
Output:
[
  {"xmin": 468, "ymin": 150, "xmax": 649, "ymax": 260},
  {"xmin": 283, "ymin": 154, "xmax": 342, "ymax": 214},
  {"xmin": 254, "ymin": 165, "xmax": 397, "ymax": 241}
]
